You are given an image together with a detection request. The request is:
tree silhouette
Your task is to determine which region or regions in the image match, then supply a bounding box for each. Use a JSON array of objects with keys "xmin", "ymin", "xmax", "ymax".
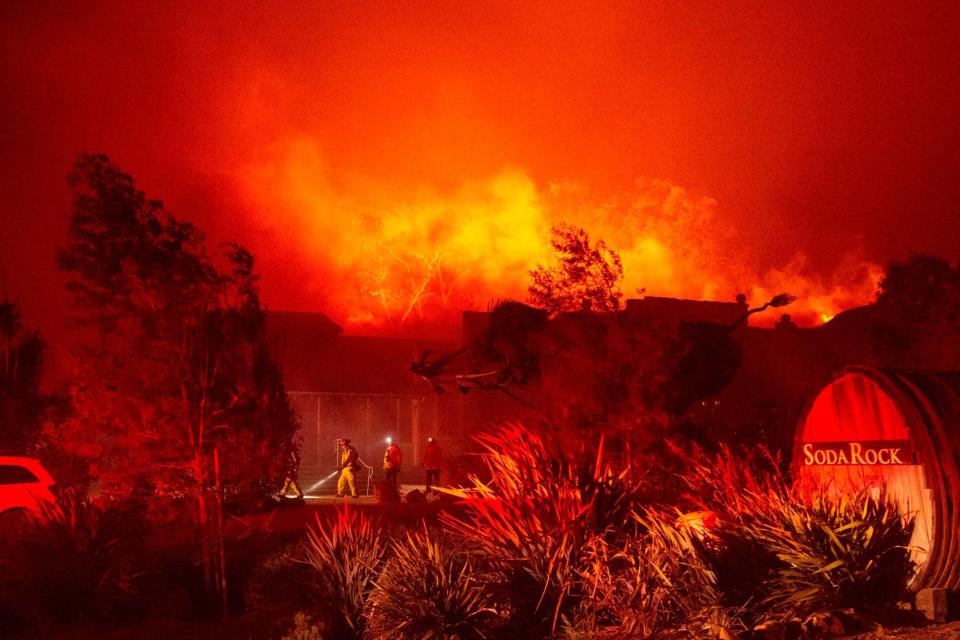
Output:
[
  {"xmin": 528, "ymin": 224, "xmax": 624, "ymax": 315},
  {"xmin": 872, "ymin": 254, "xmax": 960, "ymax": 369},
  {"xmin": 53, "ymin": 153, "xmax": 298, "ymax": 607}
]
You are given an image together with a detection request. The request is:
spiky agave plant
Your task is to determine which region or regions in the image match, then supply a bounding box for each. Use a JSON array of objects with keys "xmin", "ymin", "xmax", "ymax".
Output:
[
  {"xmin": 364, "ymin": 527, "xmax": 497, "ymax": 640},
  {"xmin": 301, "ymin": 504, "xmax": 388, "ymax": 637},
  {"xmin": 440, "ymin": 449, "xmax": 587, "ymax": 632},
  {"xmin": 677, "ymin": 447, "xmax": 916, "ymax": 624},
  {"xmin": 439, "ymin": 423, "xmax": 645, "ymax": 634},
  {"xmin": 751, "ymin": 488, "xmax": 915, "ymax": 619}
]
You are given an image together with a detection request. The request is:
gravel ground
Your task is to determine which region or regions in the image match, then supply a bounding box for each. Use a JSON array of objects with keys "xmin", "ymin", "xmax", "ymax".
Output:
[{"xmin": 846, "ymin": 621, "xmax": 960, "ymax": 639}]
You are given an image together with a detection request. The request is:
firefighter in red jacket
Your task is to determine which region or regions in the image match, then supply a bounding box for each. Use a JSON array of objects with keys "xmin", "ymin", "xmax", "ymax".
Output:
[
  {"xmin": 423, "ymin": 437, "xmax": 442, "ymax": 495},
  {"xmin": 383, "ymin": 437, "xmax": 402, "ymax": 493}
]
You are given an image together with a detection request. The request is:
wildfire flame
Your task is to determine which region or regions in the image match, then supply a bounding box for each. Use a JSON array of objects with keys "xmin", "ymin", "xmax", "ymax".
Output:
[{"xmin": 240, "ymin": 138, "xmax": 882, "ymax": 333}]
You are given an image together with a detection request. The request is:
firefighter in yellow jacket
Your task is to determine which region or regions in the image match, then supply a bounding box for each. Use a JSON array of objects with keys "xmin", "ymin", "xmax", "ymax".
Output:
[
  {"xmin": 337, "ymin": 438, "xmax": 360, "ymax": 498},
  {"xmin": 278, "ymin": 448, "xmax": 304, "ymax": 499}
]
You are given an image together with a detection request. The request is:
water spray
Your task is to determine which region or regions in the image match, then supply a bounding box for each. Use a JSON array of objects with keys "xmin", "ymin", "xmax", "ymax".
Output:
[{"xmin": 305, "ymin": 470, "xmax": 339, "ymax": 494}]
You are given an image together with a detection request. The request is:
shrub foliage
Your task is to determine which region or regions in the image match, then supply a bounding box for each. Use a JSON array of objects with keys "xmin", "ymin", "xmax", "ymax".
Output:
[
  {"xmin": 365, "ymin": 527, "xmax": 497, "ymax": 640},
  {"xmin": 0, "ymin": 491, "xmax": 143, "ymax": 625},
  {"xmin": 440, "ymin": 424, "xmax": 645, "ymax": 633},
  {"xmin": 283, "ymin": 425, "xmax": 916, "ymax": 638},
  {"xmin": 301, "ymin": 505, "xmax": 387, "ymax": 637}
]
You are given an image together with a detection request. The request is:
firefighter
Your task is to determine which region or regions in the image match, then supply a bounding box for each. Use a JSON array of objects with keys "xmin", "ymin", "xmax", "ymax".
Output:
[
  {"xmin": 383, "ymin": 437, "xmax": 402, "ymax": 493},
  {"xmin": 423, "ymin": 437, "xmax": 442, "ymax": 495},
  {"xmin": 337, "ymin": 438, "xmax": 360, "ymax": 498},
  {"xmin": 279, "ymin": 448, "xmax": 304, "ymax": 499}
]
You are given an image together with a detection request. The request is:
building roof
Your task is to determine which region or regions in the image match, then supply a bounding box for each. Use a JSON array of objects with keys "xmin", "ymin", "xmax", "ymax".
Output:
[
  {"xmin": 625, "ymin": 296, "xmax": 748, "ymax": 326},
  {"xmin": 267, "ymin": 310, "xmax": 343, "ymax": 339},
  {"xmin": 266, "ymin": 311, "xmax": 458, "ymax": 395}
]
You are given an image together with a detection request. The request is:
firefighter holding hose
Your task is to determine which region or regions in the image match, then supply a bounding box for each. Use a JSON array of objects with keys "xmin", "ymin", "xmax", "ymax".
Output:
[{"xmin": 337, "ymin": 438, "xmax": 360, "ymax": 498}]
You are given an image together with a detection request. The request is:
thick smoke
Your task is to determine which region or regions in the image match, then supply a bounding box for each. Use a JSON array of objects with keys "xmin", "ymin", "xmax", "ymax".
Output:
[{"xmin": 238, "ymin": 138, "xmax": 882, "ymax": 333}]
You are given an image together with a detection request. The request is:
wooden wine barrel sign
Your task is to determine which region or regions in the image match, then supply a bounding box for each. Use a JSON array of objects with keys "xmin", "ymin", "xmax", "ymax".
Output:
[{"xmin": 793, "ymin": 366, "xmax": 960, "ymax": 590}]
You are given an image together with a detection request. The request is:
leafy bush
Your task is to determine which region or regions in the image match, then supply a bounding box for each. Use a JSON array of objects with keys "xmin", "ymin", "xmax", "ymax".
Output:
[
  {"xmin": 0, "ymin": 490, "xmax": 143, "ymax": 625},
  {"xmin": 301, "ymin": 504, "xmax": 388, "ymax": 637},
  {"xmin": 675, "ymin": 443, "xmax": 788, "ymax": 517},
  {"xmin": 364, "ymin": 527, "xmax": 497, "ymax": 640}
]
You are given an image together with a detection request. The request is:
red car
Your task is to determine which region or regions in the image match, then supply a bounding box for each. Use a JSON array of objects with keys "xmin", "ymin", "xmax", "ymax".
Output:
[{"xmin": 0, "ymin": 457, "xmax": 57, "ymax": 524}]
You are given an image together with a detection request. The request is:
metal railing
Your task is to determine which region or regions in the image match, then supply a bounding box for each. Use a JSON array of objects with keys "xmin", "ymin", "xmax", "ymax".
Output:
[{"xmin": 357, "ymin": 458, "xmax": 375, "ymax": 496}]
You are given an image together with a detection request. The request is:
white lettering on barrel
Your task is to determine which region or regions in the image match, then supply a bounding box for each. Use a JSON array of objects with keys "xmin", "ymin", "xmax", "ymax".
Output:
[
  {"xmin": 851, "ymin": 442, "xmax": 864, "ymax": 464},
  {"xmin": 802, "ymin": 441, "xmax": 911, "ymax": 466}
]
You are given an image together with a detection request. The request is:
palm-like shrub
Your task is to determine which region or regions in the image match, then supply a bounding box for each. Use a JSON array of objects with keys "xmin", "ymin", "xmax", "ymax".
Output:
[
  {"xmin": 301, "ymin": 505, "xmax": 388, "ymax": 637},
  {"xmin": 364, "ymin": 528, "xmax": 497, "ymax": 640},
  {"xmin": 440, "ymin": 423, "xmax": 645, "ymax": 634},
  {"xmin": 673, "ymin": 445, "xmax": 789, "ymax": 613}
]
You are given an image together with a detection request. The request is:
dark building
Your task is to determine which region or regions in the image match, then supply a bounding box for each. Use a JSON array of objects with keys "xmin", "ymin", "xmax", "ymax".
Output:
[
  {"xmin": 710, "ymin": 304, "xmax": 877, "ymax": 456},
  {"xmin": 267, "ymin": 299, "xmax": 881, "ymax": 493},
  {"xmin": 624, "ymin": 296, "xmax": 748, "ymax": 326}
]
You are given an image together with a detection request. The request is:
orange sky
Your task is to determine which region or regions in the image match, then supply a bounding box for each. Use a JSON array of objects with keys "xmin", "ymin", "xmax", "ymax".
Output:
[{"xmin": 2, "ymin": 2, "xmax": 959, "ymax": 338}]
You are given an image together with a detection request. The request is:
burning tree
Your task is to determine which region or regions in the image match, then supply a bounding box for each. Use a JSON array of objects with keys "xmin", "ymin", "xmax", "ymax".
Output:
[
  {"xmin": 415, "ymin": 219, "xmax": 803, "ymax": 461},
  {"xmin": 52, "ymin": 153, "xmax": 298, "ymax": 608},
  {"xmin": 360, "ymin": 245, "xmax": 464, "ymax": 328},
  {"xmin": 528, "ymin": 223, "xmax": 624, "ymax": 315}
]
